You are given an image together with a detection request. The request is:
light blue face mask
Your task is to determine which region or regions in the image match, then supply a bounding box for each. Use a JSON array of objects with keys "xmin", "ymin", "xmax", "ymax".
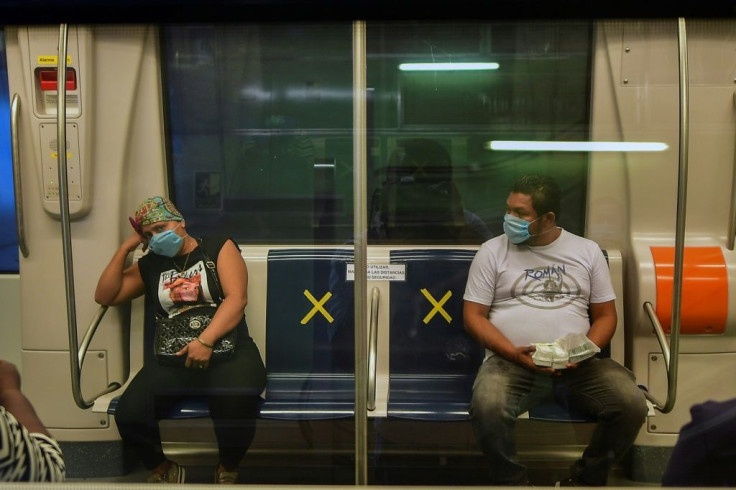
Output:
[
  {"xmin": 503, "ymin": 213, "xmax": 541, "ymax": 244},
  {"xmin": 148, "ymin": 223, "xmax": 184, "ymax": 257}
]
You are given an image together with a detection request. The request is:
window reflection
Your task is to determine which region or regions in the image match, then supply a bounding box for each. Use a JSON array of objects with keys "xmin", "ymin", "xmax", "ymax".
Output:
[
  {"xmin": 367, "ymin": 22, "xmax": 592, "ymax": 243},
  {"xmin": 163, "ymin": 24, "xmax": 354, "ymax": 243},
  {"xmin": 163, "ymin": 22, "xmax": 592, "ymax": 244}
]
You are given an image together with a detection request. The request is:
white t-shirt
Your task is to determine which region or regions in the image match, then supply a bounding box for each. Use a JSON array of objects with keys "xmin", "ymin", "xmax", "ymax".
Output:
[{"xmin": 463, "ymin": 229, "xmax": 615, "ymax": 359}]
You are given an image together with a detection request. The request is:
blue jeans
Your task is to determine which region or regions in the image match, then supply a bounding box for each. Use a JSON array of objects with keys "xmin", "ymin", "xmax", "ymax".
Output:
[{"xmin": 470, "ymin": 356, "xmax": 648, "ymax": 485}]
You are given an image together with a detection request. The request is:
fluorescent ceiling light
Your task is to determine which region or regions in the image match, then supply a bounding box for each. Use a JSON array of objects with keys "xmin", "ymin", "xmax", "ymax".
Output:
[
  {"xmin": 486, "ymin": 141, "xmax": 669, "ymax": 152},
  {"xmin": 399, "ymin": 62, "xmax": 499, "ymax": 71}
]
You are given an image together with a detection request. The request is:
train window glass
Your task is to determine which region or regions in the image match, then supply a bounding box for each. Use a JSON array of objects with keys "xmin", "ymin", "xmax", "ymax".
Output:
[
  {"xmin": 161, "ymin": 24, "xmax": 354, "ymax": 244},
  {"xmin": 162, "ymin": 22, "xmax": 592, "ymax": 245},
  {"xmin": 0, "ymin": 29, "xmax": 19, "ymax": 273},
  {"xmin": 367, "ymin": 22, "xmax": 593, "ymax": 244}
]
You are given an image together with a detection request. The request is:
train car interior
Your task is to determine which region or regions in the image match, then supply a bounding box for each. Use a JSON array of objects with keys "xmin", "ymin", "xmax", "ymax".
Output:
[{"xmin": 1, "ymin": 4, "xmax": 736, "ymax": 488}]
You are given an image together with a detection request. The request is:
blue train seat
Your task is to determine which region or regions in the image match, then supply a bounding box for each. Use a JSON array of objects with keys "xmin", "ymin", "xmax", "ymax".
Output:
[
  {"xmin": 107, "ymin": 248, "xmax": 356, "ymax": 421},
  {"xmin": 387, "ymin": 249, "xmax": 484, "ymax": 421},
  {"xmin": 103, "ymin": 247, "xmax": 618, "ymax": 427},
  {"xmin": 258, "ymin": 248, "xmax": 355, "ymax": 420},
  {"xmin": 107, "ymin": 395, "xmax": 212, "ymax": 419},
  {"xmin": 385, "ymin": 248, "xmax": 616, "ymax": 424}
]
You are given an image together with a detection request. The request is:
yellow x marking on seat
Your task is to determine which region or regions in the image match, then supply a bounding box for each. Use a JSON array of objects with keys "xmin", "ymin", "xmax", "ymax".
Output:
[
  {"xmin": 420, "ymin": 288, "xmax": 453, "ymax": 324},
  {"xmin": 300, "ymin": 290, "xmax": 335, "ymax": 324}
]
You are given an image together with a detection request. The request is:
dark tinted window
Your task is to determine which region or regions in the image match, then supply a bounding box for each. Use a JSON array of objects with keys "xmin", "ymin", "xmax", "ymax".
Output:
[{"xmin": 162, "ymin": 22, "xmax": 592, "ymax": 245}]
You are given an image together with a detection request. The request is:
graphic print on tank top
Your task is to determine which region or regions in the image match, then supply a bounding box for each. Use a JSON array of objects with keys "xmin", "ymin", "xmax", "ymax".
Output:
[{"xmin": 157, "ymin": 260, "xmax": 216, "ymax": 317}]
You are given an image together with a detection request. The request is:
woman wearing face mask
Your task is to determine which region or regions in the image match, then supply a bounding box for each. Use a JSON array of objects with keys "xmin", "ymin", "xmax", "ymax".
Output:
[{"xmin": 95, "ymin": 196, "xmax": 266, "ymax": 484}]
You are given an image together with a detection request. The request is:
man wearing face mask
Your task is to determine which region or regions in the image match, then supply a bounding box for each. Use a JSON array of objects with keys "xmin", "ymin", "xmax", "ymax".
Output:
[
  {"xmin": 463, "ymin": 175, "xmax": 647, "ymax": 486},
  {"xmin": 95, "ymin": 196, "xmax": 266, "ymax": 484}
]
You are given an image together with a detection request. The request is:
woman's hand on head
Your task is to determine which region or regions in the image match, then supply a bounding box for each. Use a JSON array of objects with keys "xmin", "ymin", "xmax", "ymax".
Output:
[{"xmin": 123, "ymin": 231, "xmax": 146, "ymax": 253}]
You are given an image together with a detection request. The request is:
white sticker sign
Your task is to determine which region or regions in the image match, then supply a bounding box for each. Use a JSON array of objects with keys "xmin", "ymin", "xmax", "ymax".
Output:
[{"xmin": 346, "ymin": 263, "xmax": 406, "ymax": 281}]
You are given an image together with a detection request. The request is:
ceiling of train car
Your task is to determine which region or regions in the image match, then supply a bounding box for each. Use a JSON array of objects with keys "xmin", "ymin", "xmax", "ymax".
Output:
[{"xmin": 0, "ymin": 0, "xmax": 733, "ymax": 24}]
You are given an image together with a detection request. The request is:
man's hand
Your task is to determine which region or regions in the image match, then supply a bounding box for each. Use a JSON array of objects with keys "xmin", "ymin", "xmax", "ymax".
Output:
[{"xmin": 514, "ymin": 345, "xmax": 559, "ymax": 375}]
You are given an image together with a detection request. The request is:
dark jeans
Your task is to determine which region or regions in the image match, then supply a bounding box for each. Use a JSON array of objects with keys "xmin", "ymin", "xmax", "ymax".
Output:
[
  {"xmin": 470, "ymin": 356, "xmax": 648, "ymax": 485},
  {"xmin": 115, "ymin": 340, "xmax": 266, "ymax": 471}
]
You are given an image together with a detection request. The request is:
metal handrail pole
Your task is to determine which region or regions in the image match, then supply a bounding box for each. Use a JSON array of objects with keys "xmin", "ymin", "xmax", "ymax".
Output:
[
  {"xmin": 645, "ymin": 18, "xmax": 688, "ymax": 414},
  {"xmin": 642, "ymin": 301, "xmax": 669, "ymax": 408},
  {"xmin": 77, "ymin": 306, "xmax": 123, "ymax": 400},
  {"xmin": 727, "ymin": 89, "xmax": 736, "ymax": 250},
  {"xmin": 78, "ymin": 306, "xmax": 108, "ymax": 367},
  {"xmin": 644, "ymin": 302, "xmax": 670, "ymax": 368},
  {"xmin": 56, "ymin": 24, "xmax": 96, "ymax": 410},
  {"xmin": 57, "ymin": 25, "xmax": 121, "ymax": 409},
  {"xmin": 352, "ymin": 19, "xmax": 368, "ymax": 486},
  {"xmin": 367, "ymin": 287, "xmax": 379, "ymax": 411},
  {"xmin": 660, "ymin": 16, "xmax": 689, "ymax": 415},
  {"xmin": 10, "ymin": 94, "xmax": 28, "ymax": 257}
]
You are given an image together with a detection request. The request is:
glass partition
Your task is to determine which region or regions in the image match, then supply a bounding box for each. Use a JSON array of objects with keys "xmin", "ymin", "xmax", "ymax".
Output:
[{"xmin": 161, "ymin": 20, "xmax": 596, "ymax": 484}]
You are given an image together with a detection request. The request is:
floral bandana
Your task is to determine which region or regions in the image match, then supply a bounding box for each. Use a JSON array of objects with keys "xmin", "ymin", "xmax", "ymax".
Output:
[{"xmin": 129, "ymin": 196, "xmax": 183, "ymax": 234}]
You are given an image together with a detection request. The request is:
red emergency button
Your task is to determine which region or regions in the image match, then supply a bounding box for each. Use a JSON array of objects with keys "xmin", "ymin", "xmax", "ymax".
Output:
[{"xmin": 38, "ymin": 68, "xmax": 77, "ymax": 91}]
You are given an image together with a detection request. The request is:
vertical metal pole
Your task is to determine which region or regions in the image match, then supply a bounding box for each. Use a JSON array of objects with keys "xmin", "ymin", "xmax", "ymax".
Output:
[
  {"xmin": 663, "ymin": 17, "xmax": 689, "ymax": 414},
  {"xmin": 57, "ymin": 24, "xmax": 88, "ymax": 409},
  {"xmin": 352, "ymin": 19, "xmax": 368, "ymax": 486},
  {"xmin": 728, "ymin": 88, "xmax": 736, "ymax": 250}
]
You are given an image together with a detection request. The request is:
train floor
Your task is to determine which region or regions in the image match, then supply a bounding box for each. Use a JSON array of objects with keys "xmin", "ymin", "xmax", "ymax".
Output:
[
  {"xmin": 57, "ymin": 418, "xmax": 664, "ymax": 487},
  {"xmin": 61, "ymin": 458, "xmax": 658, "ymax": 487}
]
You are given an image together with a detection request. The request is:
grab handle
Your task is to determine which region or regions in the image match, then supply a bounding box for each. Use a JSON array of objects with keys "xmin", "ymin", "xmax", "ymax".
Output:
[
  {"xmin": 76, "ymin": 305, "xmax": 123, "ymax": 402},
  {"xmin": 643, "ymin": 301, "xmax": 680, "ymax": 413},
  {"xmin": 367, "ymin": 287, "xmax": 379, "ymax": 411},
  {"xmin": 10, "ymin": 93, "xmax": 28, "ymax": 258}
]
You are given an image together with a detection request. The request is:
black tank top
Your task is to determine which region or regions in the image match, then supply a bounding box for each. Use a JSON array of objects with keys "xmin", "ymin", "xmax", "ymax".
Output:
[{"xmin": 138, "ymin": 236, "xmax": 251, "ymax": 361}]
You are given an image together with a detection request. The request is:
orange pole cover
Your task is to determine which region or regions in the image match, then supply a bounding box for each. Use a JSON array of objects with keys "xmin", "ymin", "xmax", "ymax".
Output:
[{"xmin": 651, "ymin": 246, "xmax": 727, "ymax": 334}]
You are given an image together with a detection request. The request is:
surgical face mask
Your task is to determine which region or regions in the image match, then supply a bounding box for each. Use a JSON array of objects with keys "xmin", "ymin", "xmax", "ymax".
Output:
[
  {"xmin": 148, "ymin": 223, "xmax": 184, "ymax": 257},
  {"xmin": 503, "ymin": 213, "xmax": 541, "ymax": 244}
]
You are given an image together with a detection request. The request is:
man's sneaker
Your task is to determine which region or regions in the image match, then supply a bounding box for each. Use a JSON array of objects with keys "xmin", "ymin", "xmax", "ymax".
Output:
[
  {"xmin": 215, "ymin": 466, "xmax": 238, "ymax": 484},
  {"xmin": 147, "ymin": 462, "xmax": 186, "ymax": 483}
]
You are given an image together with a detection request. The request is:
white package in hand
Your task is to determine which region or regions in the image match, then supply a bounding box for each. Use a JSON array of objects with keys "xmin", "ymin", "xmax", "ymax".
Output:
[
  {"xmin": 532, "ymin": 333, "xmax": 600, "ymax": 369},
  {"xmin": 531, "ymin": 342, "xmax": 569, "ymax": 369},
  {"xmin": 557, "ymin": 333, "xmax": 600, "ymax": 364}
]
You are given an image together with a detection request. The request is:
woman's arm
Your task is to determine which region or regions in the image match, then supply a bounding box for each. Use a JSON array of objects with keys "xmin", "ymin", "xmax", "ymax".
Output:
[
  {"xmin": 199, "ymin": 239, "xmax": 247, "ymax": 344},
  {"xmin": 94, "ymin": 232, "xmax": 146, "ymax": 306}
]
